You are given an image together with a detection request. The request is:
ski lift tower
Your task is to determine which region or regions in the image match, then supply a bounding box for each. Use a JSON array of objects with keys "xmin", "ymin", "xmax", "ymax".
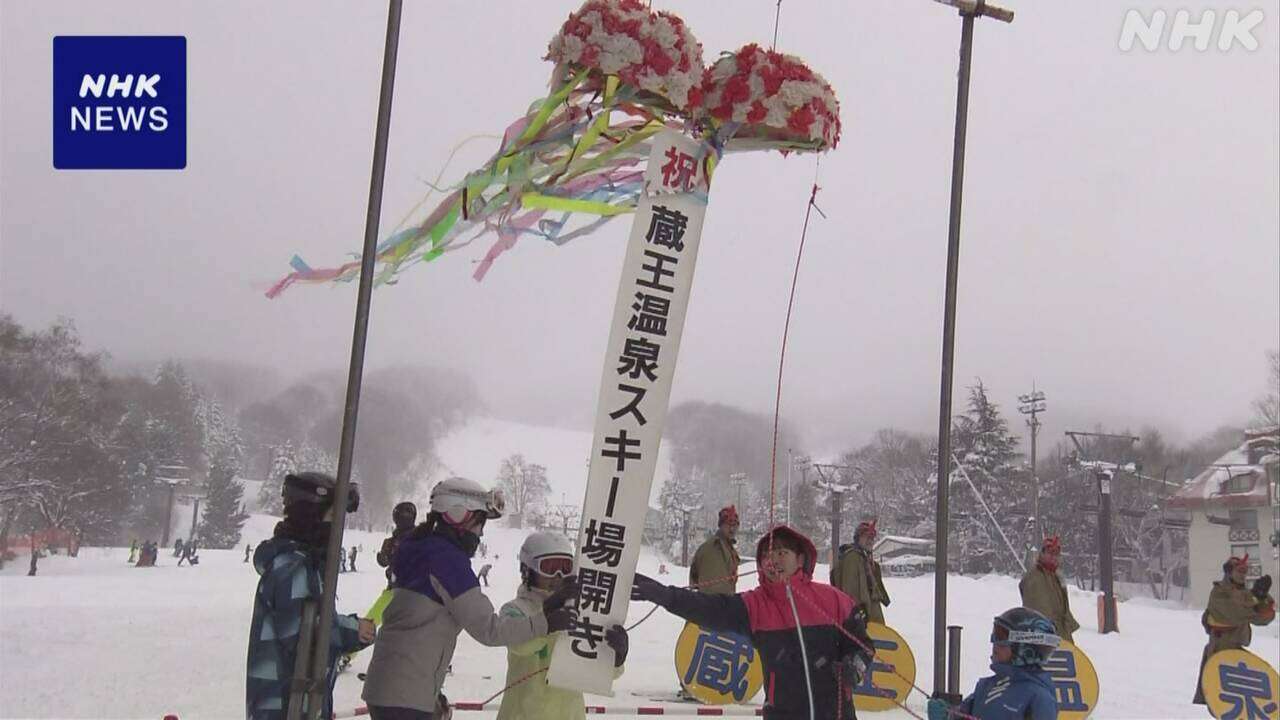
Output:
[{"xmin": 156, "ymin": 462, "xmax": 191, "ymax": 547}]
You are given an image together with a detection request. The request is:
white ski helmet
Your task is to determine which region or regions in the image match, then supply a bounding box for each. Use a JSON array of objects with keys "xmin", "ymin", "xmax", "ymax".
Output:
[
  {"xmin": 430, "ymin": 477, "xmax": 505, "ymax": 526},
  {"xmin": 519, "ymin": 530, "xmax": 575, "ymax": 575}
]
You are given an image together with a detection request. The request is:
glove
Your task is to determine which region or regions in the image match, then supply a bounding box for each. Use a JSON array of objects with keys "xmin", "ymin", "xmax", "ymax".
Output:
[
  {"xmin": 436, "ymin": 693, "xmax": 452, "ymax": 720},
  {"xmin": 605, "ymin": 624, "xmax": 629, "ymax": 667},
  {"xmin": 1251, "ymin": 574, "xmax": 1272, "ymax": 600},
  {"xmin": 545, "ymin": 606, "xmax": 577, "ymax": 633},
  {"xmin": 631, "ymin": 573, "xmax": 672, "ymax": 606},
  {"xmin": 843, "ymin": 654, "xmax": 869, "ymax": 686},
  {"xmin": 926, "ymin": 698, "xmax": 952, "ymax": 720},
  {"xmin": 543, "ymin": 575, "xmax": 580, "ymax": 613}
]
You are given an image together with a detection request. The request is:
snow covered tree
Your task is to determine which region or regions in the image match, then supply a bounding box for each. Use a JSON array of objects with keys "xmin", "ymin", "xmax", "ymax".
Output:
[
  {"xmin": 257, "ymin": 441, "xmax": 298, "ymax": 515},
  {"xmin": 946, "ymin": 380, "xmax": 1024, "ymax": 574},
  {"xmin": 657, "ymin": 471, "xmax": 703, "ymax": 562},
  {"xmin": 496, "ymin": 454, "xmax": 551, "ymax": 527},
  {"xmin": 198, "ymin": 398, "xmax": 248, "ymax": 548},
  {"xmin": 788, "ymin": 477, "xmax": 824, "ymax": 543}
]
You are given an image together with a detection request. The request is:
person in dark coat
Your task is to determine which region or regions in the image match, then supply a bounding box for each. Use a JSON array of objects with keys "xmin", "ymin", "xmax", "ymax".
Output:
[
  {"xmin": 173, "ymin": 537, "xmax": 184, "ymax": 558},
  {"xmin": 244, "ymin": 543, "xmax": 253, "ymax": 563},
  {"xmin": 633, "ymin": 525, "xmax": 874, "ymax": 720},
  {"xmin": 348, "ymin": 545, "xmax": 358, "ymax": 572},
  {"xmin": 377, "ymin": 502, "xmax": 418, "ymax": 587},
  {"xmin": 246, "ymin": 472, "xmax": 374, "ymax": 720}
]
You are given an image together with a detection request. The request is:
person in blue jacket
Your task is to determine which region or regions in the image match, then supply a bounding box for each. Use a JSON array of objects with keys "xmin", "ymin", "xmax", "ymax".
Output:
[
  {"xmin": 246, "ymin": 471, "xmax": 376, "ymax": 720},
  {"xmin": 928, "ymin": 607, "xmax": 1060, "ymax": 720}
]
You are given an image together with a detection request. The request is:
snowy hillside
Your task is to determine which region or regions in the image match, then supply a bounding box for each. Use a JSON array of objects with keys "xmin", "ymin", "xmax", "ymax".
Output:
[
  {"xmin": 434, "ymin": 416, "xmax": 671, "ymax": 507},
  {"xmin": 3, "ymin": 512, "xmax": 1273, "ymax": 719}
]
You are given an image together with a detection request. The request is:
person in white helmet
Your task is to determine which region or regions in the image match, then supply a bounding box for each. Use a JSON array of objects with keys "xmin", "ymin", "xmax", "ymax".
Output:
[
  {"xmin": 496, "ymin": 531, "xmax": 629, "ymax": 720},
  {"xmin": 362, "ymin": 478, "xmax": 580, "ymax": 720}
]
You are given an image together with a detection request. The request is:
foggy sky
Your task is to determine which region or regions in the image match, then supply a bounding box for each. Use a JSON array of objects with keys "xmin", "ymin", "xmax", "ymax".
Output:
[{"xmin": 2, "ymin": 1, "xmax": 1277, "ymax": 457}]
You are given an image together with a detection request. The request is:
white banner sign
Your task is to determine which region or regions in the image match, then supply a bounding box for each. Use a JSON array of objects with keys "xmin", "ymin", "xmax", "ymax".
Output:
[{"xmin": 547, "ymin": 129, "xmax": 712, "ymax": 695}]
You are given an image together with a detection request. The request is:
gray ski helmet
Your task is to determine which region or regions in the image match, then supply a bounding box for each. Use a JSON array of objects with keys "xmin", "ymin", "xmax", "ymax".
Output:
[
  {"xmin": 392, "ymin": 501, "xmax": 418, "ymax": 529},
  {"xmin": 992, "ymin": 607, "xmax": 1060, "ymax": 667},
  {"xmin": 283, "ymin": 471, "xmax": 360, "ymax": 513}
]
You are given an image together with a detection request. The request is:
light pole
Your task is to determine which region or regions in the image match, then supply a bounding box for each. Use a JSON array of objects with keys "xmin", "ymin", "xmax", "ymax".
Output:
[
  {"xmin": 1017, "ymin": 388, "xmax": 1046, "ymax": 536},
  {"xmin": 926, "ymin": 0, "xmax": 1016, "ymax": 699}
]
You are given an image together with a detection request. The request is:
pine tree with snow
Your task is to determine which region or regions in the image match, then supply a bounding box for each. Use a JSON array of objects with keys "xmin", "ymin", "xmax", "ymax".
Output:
[
  {"xmin": 658, "ymin": 471, "xmax": 704, "ymax": 561},
  {"xmin": 198, "ymin": 398, "xmax": 248, "ymax": 548},
  {"xmin": 947, "ymin": 380, "xmax": 1024, "ymax": 573},
  {"xmin": 257, "ymin": 441, "xmax": 298, "ymax": 515}
]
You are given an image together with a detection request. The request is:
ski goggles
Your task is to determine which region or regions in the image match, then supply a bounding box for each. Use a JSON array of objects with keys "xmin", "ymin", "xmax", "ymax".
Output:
[
  {"xmin": 991, "ymin": 623, "xmax": 1060, "ymax": 648},
  {"xmin": 535, "ymin": 554, "xmax": 575, "ymax": 577}
]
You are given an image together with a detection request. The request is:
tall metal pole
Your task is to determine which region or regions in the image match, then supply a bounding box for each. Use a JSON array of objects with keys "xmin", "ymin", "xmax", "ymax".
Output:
[
  {"xmin": 301, "ymin": 2, "xmax": 403, "ymax": 718},
  {"xmin": 928, "ymin": 0, "xmax": 1014, "ymax": 698},
  {"xmin": 931, "ymin": 8, "xmax": 975, "ymax": 699},
  {"xmin": 1097, "ymin": 470, "xmax": 1117, "ymax": 633}
]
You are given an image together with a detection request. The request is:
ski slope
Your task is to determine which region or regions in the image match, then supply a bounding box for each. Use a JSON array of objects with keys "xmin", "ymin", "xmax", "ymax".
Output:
[
  {"xmin": 434, "ymin": 416, "xmax": 670, "ymax": 508},
  {"xmin": 3, "ymin": 510, "xmax": 1272, "ymax": 719}
]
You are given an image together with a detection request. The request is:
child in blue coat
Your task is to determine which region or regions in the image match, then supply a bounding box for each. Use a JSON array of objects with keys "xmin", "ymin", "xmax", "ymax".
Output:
[{"xmin": 928, "ymin": 607, "xmax": 1060, "ymax": 720}]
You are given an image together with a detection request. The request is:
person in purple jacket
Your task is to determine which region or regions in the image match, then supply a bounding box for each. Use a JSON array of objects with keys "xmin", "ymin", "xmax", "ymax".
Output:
[{"xmin": 362, "ymin": 478, "xmax": 579, "ymax": 720}]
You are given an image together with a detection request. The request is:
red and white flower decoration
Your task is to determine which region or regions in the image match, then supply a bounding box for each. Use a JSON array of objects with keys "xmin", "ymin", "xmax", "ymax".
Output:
[
  {"xmin": 546, "ymin": 0, "xmax": 704, "ymax": 113},
  {"xmin": 700, "ymin": 43, "xmax": 841, "ymax": 152}
]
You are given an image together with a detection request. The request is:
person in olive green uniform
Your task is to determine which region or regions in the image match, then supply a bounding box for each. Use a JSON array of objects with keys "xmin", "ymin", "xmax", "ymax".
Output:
[
  {"xmin": 1019, "ymin": 535, "xmax": 1080, "ymax": 644},
  {"xmin": 1192, "ymin": 555, "xmax": 1276, "ymax": 705},
  {"xmin": 831, "ymin": 519, "xmax": 890, "ymax": 624},
  {"xmin": 689, "ymin": 506, "xmax": 741, "ymax": 595}
]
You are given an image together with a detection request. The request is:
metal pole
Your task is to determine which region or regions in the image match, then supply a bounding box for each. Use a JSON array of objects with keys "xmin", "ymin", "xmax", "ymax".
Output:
[
  {"xmin": 946, "ymin": 625, "xmax": 963, "ymax": 701},
  {"xmin": 161, "ymin": 482, "xmax": 175, "ymax": 547},
  {"xmin": 681, "ymin": 511, "xmax": 690, "ymax": 566},
  {"xmin": 831, "ymin": 490, "xmax": 843, "ymax": 564},
  {"xmin": 1030, "ymin": 411, "xmax": 1039, "ymax": 534},
  {"xmin": 1098, "ymin": 471, "xmax": 1117, "ymax": 633},
  {"xmin": 190, "ymin": 498, "xmax": 200, "ymax": 542},
  {"xmin": 932, "ymin": 7, "xmax": 975, "ymax": 698},
  {"xmin": 300, "ymin": 2, "xmax": 403, "ymax": 718}
]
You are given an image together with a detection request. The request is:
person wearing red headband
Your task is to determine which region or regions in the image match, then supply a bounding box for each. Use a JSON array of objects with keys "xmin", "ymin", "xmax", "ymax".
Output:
[
  {"xmin": 1018, "ymin": 535, "xmax": 1079, "ymax": 643},
  {"xmin": 831, "ymin": 519, "xmax": 890, "ymax": 624},
  {"xmin": 690, "ymin": 505, "xmax": 742, "ymax": 596},
  {"xmin": 1192, "ymin": 554, "xmax": 1275, "ymax": 704}
]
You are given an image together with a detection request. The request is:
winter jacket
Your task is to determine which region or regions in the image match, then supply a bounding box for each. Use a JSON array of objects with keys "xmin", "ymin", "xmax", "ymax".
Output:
[
  {"xmin": 362, "ymin": 530, "xmax": 548, "ymax": 713},
  {"xmin": 1193, "ymin": 578, "xmax": 1276, "ymax": 703},
  {"xmin": 690, "ymin": 532, "xmax": 740, "ymax": 595},
  {"xmin": 830, "ymin": 545, "xmax": 890, "ymax": 624},
  {"xmin": 954, "ymin": 663, "xmax": 1058, "ymax": 720},
  {"xmin": 246, "ymin": 537, "xmax": 367, "ymax": 720},
  {"xmin": 1018, "ymin": 564, "xmax": 1079, "ymax": 643},
  {"xmin": 495, "ymin": 585, "xmax": 623, "ymax": 720},
  {"xmin": 654, "ymin": 525, "xmax": 873, "ymax": 720},
  {"xmin": 378, "ymin": 526, "xmax": 411, "ymax": 586}
]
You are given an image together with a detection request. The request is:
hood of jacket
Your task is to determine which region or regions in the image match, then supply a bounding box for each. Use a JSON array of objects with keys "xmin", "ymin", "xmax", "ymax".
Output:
[{"xmin": 754, "ymin": 524, "xmax": 819, "ymax": 596}]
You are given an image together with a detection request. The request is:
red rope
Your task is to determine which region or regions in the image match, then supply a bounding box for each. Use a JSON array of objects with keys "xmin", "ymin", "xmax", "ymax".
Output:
[{"xmin": 768, "ymin": 181, "xmax": 821, "ymax": 533}]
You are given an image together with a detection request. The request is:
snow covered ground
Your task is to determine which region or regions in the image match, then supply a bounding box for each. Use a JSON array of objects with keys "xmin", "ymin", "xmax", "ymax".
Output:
[{"xmin": 3, "ymin": 510, "xmax": 1274, "ymax": 719}]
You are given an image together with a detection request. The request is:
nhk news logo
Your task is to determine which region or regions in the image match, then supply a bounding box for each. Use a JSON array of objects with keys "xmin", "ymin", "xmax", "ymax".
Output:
[{"xmin": 53, "ymin": 36, "xmax": 186, "ymax": 169}]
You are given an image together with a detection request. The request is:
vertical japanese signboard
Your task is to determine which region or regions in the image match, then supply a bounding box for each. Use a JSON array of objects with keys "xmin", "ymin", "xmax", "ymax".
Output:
[{"xmin": 547, "ymin": 129, "xmax": 711, "ymax": 695}]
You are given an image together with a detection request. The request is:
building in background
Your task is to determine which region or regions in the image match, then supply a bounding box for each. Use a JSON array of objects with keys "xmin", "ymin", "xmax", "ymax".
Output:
[{"xmin": 1169, "ymin": 427, "xmax": 1280, "ymax": 607}]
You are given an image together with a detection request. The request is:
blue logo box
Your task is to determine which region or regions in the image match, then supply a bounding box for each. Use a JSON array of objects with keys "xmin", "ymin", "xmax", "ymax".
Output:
[{"xmin": 53, "ymin": 36, "xmax": 186, "ymax": 169}]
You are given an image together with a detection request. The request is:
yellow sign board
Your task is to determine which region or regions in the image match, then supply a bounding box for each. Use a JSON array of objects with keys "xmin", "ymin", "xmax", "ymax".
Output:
[
  {"xmin": 851, "ymin": 622, "xmax": 917, "ymax": 712},
  {"xmin": 674, "ymin": 621, "xmax": 764, "ymax": 705},
  {"xmin": 1042, "ymin": 641, "xmax": 1101, "ymax": 720},
  {"xmin": 1202, "ymin": 649, "xmax": 1280, "ymax": 720}
]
